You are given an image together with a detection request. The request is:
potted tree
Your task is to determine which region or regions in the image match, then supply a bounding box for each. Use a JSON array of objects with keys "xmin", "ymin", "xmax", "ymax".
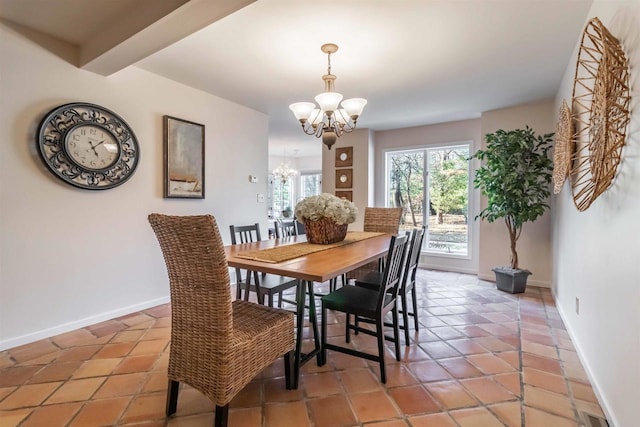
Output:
[{"xmin": 470, "ymin": 126, "xmax": 554, "ymax": 293}]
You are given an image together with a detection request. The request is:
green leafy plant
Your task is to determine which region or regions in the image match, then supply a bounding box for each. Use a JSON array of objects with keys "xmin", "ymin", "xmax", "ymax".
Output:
[{"xmin": 470, "ymin": 127, "xmax": 554, "ymax": 269}]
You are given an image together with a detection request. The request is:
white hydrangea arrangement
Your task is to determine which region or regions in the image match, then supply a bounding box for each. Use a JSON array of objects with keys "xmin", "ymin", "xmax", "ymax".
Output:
[{"xmin": 295, "ymin": 193, "xmax": 357, "ymax": 225}]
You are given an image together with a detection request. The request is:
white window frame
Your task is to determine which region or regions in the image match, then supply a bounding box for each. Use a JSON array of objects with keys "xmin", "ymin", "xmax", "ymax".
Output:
[{"xmin": 384, "ymin": 142, "xmax": 473, "ymax": 261}]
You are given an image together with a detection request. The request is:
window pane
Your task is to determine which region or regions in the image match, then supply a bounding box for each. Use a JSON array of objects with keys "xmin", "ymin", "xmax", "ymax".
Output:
[
  {"xmin": 387, "ymin": 150, "xmax": 425, "ymax": 228},
  {"xmin": 300, "ymin": 173, "xmax": 322, "ymax": 199},
  {"xmin": 386, "ymin": 145, "xmax": 470, "ymax": 258},
  {"xmin": 426, "ymin": 146, "xmax": 469, "ymax": 255},
  {"xmin": 269, "ymin": 175, "xmax": 294, "ymax": 218}
]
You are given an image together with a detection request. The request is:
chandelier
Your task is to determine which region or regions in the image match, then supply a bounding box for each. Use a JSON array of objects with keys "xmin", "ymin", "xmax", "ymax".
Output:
[
  {"xmin": 272, "ymin": 160, "xmax": 297, "ymax": 184},
  {"xmin": 289, "ymin": 43, "xmax": 367, "ymax": 150}
]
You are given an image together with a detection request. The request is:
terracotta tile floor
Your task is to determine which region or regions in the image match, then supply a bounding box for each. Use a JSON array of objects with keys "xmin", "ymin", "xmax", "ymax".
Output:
[{"xmin": 0, "ymin": 270, "xmax": 606, "ymax": 426}]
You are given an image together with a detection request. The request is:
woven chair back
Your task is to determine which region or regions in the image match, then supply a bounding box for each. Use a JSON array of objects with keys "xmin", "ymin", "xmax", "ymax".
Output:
[
  {"xmin": 148, "ymin": 214, "xmax": 234, "ymax": 360},
  {"xmin": 363, "ymin": 207, "xmax": 402, "ymax": 234}
]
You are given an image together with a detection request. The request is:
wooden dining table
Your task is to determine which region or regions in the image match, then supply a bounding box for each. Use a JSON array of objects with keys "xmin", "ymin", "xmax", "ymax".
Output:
[{"xmin": 224, "ymin": 232, "xmax": 392, "ymax": 388}]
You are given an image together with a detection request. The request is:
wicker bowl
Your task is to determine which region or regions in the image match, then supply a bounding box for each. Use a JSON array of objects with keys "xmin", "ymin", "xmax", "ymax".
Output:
[{"xmin": 303, "ymin": 217, "xmax": 348, "ymax": 244}]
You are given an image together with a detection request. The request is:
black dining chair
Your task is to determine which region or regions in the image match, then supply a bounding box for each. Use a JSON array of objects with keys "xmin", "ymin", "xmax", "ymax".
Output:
[
  {"xmin": 229, "ymin": 223, "xmax": 298, "ymax": 308},
  {"xmin": 274, "ymin": 219, "xmax": 299, "ymax": 238},
  {"xmin": 354, "ymin": 227, "xmax": 425, "ymax": 345},
  {"xmin": 319, "ymin": 233, "xmax": 409, "ymax": 383}
]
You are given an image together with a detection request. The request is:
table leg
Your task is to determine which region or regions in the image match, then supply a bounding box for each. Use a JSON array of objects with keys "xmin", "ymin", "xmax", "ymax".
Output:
[
  {"xmin": 293, "ymin": 278, "xmax": 305, "ymax": 389},
  {"xmin": 292, "ymin": 279, "xmax": 322, "ymax": 389},
  {"xmin": 305, "ymin": 280, "xmax": 321, "ymax": 364}
]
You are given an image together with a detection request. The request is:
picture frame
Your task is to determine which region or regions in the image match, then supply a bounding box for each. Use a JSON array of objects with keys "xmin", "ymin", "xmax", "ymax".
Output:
[
  {"xmin": 335, "ymin": 191, "xmax": 353, "ymax": 202},
  {"xmin": 163, "ymin": 115, "xmax": 205, "ymax": 199},
  {"xmin": 335, "ymin": 169, "xmax": 353, "ymax": 189},
  {"xmin": 335, "ymin": 146, "xmax": 353, "ymax": 167}
]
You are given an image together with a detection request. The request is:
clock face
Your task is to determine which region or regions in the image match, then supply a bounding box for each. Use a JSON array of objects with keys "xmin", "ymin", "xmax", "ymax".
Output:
[
  {"xmin": 37, "ymin": 103, "xmax": 139, "ymax": 190},
  {"xmin": 65, "ymin": 125, "xmax": 120, "ymax": 170}
]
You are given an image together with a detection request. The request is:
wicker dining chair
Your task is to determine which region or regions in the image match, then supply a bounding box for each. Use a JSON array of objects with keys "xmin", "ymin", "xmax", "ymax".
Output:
[
  {"xmin": 148, "ymin": 214, "xmax": 295, "ymax": 427},
  {"xmin": 343, "ymin": 207, "xmax": 403, "ymax": 284}
]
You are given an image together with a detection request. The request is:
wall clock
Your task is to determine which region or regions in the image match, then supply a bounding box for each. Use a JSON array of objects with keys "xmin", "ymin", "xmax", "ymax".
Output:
[{"xmin": 37, "ymin": 102, "xmax": 139, "ymax": 190}]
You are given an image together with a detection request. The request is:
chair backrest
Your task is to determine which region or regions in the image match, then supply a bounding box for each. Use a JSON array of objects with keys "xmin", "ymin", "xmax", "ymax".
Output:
[
  {"xmin": 230, "ymin": 223, "xmax": 262, "ymax": 244},
  {"xmin": 401, "ymin": 226, "xmax": 425, "ymax": 290},
  {"xmin": 148, "ymin": 214, "xmax": 233, "ymax": 358},
  {"xmin": 275, "ymin": 219, "xmax": 298, "ymax": 238},
  {"xmin": 229, "ymin": 223, "xmax": 263, "ymax": 286},
  {"xmin": 294, "ymin": 219, "xmax": 306, "ymax": 235},
  {"xmin": 364, "ymin": 207, "xmax": 403, "ymax": 234},
  {"xmin": 377, "ymin": 232, "xmax": 409, "ymax": 312}
]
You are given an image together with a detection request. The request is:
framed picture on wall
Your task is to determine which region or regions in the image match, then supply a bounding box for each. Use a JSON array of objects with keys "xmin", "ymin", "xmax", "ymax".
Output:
[
  {"xmin": 164, "ymin": 116, "xmax": 205, "ymax": 199},
  {"xmin": 335, "ymin": 146, "xmax": 353, "ymax": 167},
  {"xmin": 335, "ymin": 169, "xmax": 352, "ymax": 189},
  {"xmin": 335, "ymin": 191, "xmax": 352, "ymax": 202}
]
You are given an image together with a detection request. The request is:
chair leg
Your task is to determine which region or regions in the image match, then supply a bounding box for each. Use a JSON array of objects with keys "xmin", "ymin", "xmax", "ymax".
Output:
[
  {"xmin": 320, "ymin": 305, "xmax": 327, "ymax": 366},
  {"xmin": 392, "ymin": 307, "xmax": 401, "ymax": 361},
  {"xmin": 276, "ymin": 291, "xmax": 282, "ymax": 308},
  {"xmin": 344, "ymin": 313, "xmax": 351, "ymax": 343},
  {"xmin": 284, "ymin": 350, "xmax": 295, "ymax": 390},
  {"xmin": 166, "ymin": 379, "xmax": 179, "ymax": 416},
  {"xmin": 376, "ymin": 317, "xmax": 386, "ymax": 384},
  {"xmin": 214, "ymin": 405, "xmax": 228, "ymax": 427},
  {"xmin": 401, "ymin": 291, "xmax": 410, "ymax": 346},
  {"xmin": 411, "ymin": 286, "xmax": 419, "ymax": 331}
]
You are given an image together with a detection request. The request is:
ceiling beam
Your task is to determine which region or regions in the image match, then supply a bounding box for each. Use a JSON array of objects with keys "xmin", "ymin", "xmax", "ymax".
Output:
[{"xmin": 80, "ymin": 0, "xmax": 256, "ymax": 76}]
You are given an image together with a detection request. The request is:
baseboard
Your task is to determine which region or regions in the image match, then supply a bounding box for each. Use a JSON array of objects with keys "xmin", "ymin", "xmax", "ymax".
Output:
[
  {"xmin": 477, "ymin": 272, "xmax": 551, "ymax": 288},
  {"xmin": 554, "ymin": 295, "xmax": 617, "ymax": 426},
  {"xmin": 421, "ymin": 263, "xmax": 478, "ymax": 275},
  {"xmin": 0, "ymin": 295, "xmax": 170, "ymax": 351}
]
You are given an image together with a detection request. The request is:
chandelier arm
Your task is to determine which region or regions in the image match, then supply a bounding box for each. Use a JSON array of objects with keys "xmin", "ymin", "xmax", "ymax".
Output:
[{"xmin": 301, "ymin": 122, "xmax": 317, "ymax": 135}]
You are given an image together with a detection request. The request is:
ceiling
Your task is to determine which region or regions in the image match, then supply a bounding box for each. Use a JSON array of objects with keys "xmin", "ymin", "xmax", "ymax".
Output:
[{"xmin": 1, "ymin": 0, "xmax": 593, "ymax": 158}]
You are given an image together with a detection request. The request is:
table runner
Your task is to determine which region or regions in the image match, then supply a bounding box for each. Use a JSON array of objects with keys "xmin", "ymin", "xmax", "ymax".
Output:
[{"xmin": 235, "ymin": 231, "xmax": 385, "ymax": 263}]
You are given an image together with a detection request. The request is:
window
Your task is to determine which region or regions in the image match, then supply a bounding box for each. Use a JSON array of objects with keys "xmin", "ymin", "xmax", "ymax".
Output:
[
  {"xmin": 268, "ymin": 175, "xmax": 294, "ymax": 219},
  {"xmin": 300, "ymin": 173, "xmax": 322, "ymax": 199},
  {"xmin": 268, "ymin": 172, "xmax": 322, "ymax": 219},
  {"xmin": 386, "ymin": 144, "xmax": 470, "ymax": 257}
]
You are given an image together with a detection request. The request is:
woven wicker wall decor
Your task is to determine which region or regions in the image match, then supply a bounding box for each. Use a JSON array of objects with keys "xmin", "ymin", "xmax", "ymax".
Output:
[
  {"xmin": 553, "ymin": 100, "xmax": 573, "ymax": 194},
  {"xmin": 569, "ymin": 17, "xmax": 630, "ymax": 211}
]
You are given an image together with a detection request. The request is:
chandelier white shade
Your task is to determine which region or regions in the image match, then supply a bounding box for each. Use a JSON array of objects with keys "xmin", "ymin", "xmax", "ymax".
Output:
[
  {"xmin": 289, "ymin": 43, "xmax": 367, "ymax": 150},
  {"xmin": 272, "ymin": 161, "xmax": 297, "ymax": 184}
]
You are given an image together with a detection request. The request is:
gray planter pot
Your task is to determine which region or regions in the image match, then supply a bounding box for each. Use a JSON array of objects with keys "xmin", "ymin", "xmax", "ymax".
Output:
[{"xmin": 492, "ymin": 267, "xmax": 531, "ymax": 294}]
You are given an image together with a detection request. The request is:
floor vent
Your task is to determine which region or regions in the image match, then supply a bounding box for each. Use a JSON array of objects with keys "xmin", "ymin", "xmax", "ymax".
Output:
[{"xmin": 580, "ymin": 411, "xmax": 609, "ymax": 427}]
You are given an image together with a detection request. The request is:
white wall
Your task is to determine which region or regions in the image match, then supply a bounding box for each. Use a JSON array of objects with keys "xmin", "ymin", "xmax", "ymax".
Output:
[
  {"xmin": 322, "ymin": 129, "xmax": 374, "ymax": 232},
  {"xmin": 374, "ymin": 119, "xmax": 482, "ymax": 274},
  {"xmin": 479, "ymin": 100, "xmax": 555, "ymax": 287},
  {"xmin": 552, "ymin": 2, "xmax": 640, "ymax": 426},
  {"xmin": 0, "ymin": 23, "xmax": 269, "ymax": 350}
]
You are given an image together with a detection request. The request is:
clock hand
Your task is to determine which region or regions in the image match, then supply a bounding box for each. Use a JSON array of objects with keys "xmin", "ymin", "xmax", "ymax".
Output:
[{"xmin": 87, "ymin": 141, "xmax": 99, "ymax": 157}]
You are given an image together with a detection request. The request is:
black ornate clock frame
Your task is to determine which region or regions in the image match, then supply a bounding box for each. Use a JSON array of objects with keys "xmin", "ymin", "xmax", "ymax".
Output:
[{"xmin": 37, "ymin": 102, "xmax": 139, "ymax": 190}]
